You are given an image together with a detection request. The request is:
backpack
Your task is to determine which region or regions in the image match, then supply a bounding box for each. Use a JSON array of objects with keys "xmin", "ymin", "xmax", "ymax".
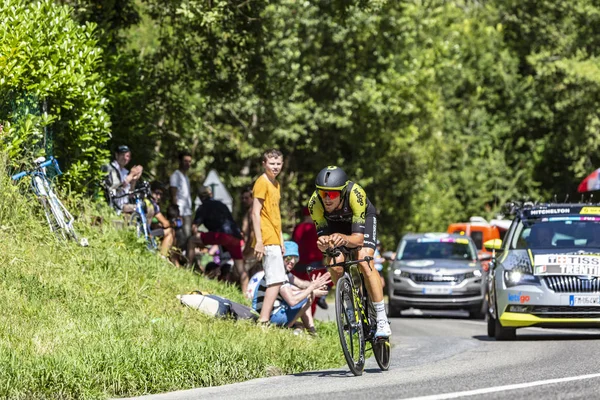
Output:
[{"xmin": 177, "ymin": 292, "xmax": 258, "ymax": 321}]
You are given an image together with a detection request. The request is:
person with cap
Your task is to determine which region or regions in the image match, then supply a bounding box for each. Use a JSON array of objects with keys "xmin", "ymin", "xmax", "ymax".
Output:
[
  {"xmin": 187, "ymin": 185, "xmax": 249, "ymax": 293},
  {"xmin": 104, "ymin": 145, "xmax": 143, "ymax": 213},
  {"xmin": 251, "ymin": 241, "xmax": 331, "ymax": 333}
]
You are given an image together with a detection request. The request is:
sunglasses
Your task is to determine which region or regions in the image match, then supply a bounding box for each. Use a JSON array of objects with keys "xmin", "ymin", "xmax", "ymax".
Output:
[
  {"xmin": 284, "ymin": 256, "xmax": 298, "ymax": 264},
  {"xmin": 318, "ymin": 189, "xmax": 341, "ymax": 199}
]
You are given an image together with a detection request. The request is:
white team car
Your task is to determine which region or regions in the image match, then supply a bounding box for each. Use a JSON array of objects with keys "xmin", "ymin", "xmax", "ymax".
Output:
[{"xmin": 487, "ymin": 203, "xmax": 600, "ymax": 340}]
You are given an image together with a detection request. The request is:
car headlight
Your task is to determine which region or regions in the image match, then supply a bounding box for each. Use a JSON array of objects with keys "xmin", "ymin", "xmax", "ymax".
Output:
[
  {"xmin": 465, "ymin": 270, "xmax": 483, "ymax": 279},
  {"xmin": 503, "ymin": 270, "xmax": 540, "ymax": 287},
  {"xmin": 393, "ymin": 269, "xmax": 410, "ymax": 278}
]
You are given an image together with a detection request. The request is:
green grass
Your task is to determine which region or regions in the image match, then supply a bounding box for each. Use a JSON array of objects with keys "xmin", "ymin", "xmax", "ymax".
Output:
[{"xmin": 0, "ymin": 162, "xmax": 344, "ymax": 399}]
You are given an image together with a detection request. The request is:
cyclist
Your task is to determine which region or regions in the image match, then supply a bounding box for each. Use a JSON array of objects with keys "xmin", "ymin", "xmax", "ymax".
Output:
[{"xmin": 308, "ymin": 166, "xmax": 391, "ymax": 338}]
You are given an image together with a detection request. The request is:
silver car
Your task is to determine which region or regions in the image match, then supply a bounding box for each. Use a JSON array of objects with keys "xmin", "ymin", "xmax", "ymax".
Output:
[
  {"xmin": 487, "ymin": 203, "xmax": 600, "ymax": 340},
  {"xmin": 387, "ymin": 233, "xmax": 487, "ymax": 319}
]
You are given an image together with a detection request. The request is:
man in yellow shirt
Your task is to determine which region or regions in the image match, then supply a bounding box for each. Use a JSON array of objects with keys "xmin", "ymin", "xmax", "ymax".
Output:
[{"xmin": 252, "ymin": 149, "xmax": 285, "ymax": 323}]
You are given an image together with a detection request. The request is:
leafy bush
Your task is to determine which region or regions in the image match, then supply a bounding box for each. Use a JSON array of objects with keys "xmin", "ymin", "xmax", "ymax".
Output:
[{"xmin": 0, "ymin": 0, "xmax": 110, "ymax": 192}]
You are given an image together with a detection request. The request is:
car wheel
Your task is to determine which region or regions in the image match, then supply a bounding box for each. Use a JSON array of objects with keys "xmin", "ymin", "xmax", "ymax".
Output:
[
  {"xmin": 468, "ymin": 308, "xmax": 486, "ymax": 320},
  {"xmin": 494, "ymin": 316, "xmax": 516, "ymax": 341},
  {"xmin": 487, "ymin": 313, "xmax": 496, "ymax": 337},
  {"xmin": 387, "ymin": 301, "xmax": 403, "ymax": 318}
]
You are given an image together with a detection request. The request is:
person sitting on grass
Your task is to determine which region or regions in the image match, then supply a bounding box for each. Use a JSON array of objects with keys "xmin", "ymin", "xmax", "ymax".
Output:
[
  {"xmin": 252, "ymin": 241, "xmax": 331, "ymax": 334},
  {"xmin": 145, "ymin": 182, "xmax": 175, "ymax": 258}
]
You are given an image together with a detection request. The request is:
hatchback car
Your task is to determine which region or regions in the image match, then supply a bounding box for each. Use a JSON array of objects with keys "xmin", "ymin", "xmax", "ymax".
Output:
[
  {"xmin": 387, "ymin": 233, "xmax": 487, "ymax": 319},
  {"xmin": 487, "ymin": 203, "xmax": 600, "ymax": 340}
]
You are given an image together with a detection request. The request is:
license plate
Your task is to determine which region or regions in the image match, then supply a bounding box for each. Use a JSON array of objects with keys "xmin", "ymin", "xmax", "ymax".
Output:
[
  {"xmin": 569, "ymin": 295, "xmax": 600, "ymax": 306},
  {"xmin": 422, "ymin": 286, "xmax": 453, "ymax": 295}
]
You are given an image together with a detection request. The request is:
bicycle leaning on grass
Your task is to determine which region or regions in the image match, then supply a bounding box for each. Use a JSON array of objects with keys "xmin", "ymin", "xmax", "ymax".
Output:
[
  {"xmin": 309, "ymin": 247, "xmax": 391, "ymax": 376},
  {"xmin": 11, "ymin": 156, "xmax": 87, "ymax": 246},
  {"xmin": 107, "ymin": 181, "xmax": 157, "ymax": 251}
]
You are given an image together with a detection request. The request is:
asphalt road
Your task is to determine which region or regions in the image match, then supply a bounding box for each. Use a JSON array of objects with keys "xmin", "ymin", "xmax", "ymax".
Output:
[{"xmin": 122, "ymin": 309, "xmax": 600, "ymax": 400}]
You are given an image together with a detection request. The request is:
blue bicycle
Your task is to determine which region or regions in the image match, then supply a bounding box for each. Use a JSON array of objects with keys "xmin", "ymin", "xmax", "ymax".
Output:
[
  {"xmin": 12, "ymin": 156, "xmax": 86, "ymax": 245},
  {"xmin": 107, "ymin": 181, "xmax": 157, "ymax": 251}
]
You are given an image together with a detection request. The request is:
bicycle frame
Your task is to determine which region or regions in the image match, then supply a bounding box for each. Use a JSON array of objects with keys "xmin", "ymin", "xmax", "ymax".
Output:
[
  {"xmin": 12, "ymin": 157, "xmax": 78, "ymax": 242},
  {"xmin": 314, "ymin": 246, "xmax": 390, "ymax": 375},
  {"xmin": 110, "ymin": 182, "xmax": 157, "ymax": 251}
]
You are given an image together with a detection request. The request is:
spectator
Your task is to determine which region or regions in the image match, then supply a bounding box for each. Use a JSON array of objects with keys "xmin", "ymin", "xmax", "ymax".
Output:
[
  {"xmin": 170, "ymin": 151, "xmax": 193, "ymax": 248},
  {"xmin": 292, "ymin": 206, "xmax": 328, "ymax": 312},
  {"xmin": 166, "ymin": 204, "xmax": 184, "ymax": 266},
  {"xmin": 240, "ymin": 186, "xmax": 257, "ymax": 278},
  {"xmin": 252, "ymin": 241, "xmax": 331, "ymax": 333},
  {"xmin": 187, "ymin": 186, "xmax": 249, "ymax": 293},
  {"xmin": 251, "ymin": 148, "xmax": 286, "ymax": 324},
  {"xmin": 104, "ymin": 145, "xmax": 143, "ymax": 213},
  {"xmin": 145, "ymin": 182, "xmax": 175, "ymax": 258}
]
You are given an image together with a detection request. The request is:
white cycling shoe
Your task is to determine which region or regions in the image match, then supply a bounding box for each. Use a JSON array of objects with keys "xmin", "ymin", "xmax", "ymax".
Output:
[{"xmin": 375, "ymin": 319, "xmax": 392, "ymax": 339}]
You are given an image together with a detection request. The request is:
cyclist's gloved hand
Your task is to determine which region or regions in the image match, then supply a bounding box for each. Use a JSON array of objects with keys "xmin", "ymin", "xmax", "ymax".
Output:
[{"xmin": 329, "ymin": 233, "xmax": 347, "ymax": 249}]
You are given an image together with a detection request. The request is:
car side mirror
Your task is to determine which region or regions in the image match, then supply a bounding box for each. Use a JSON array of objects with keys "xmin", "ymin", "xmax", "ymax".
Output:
[{"xmin": 484, "ymin": 239, "xmax": 503, "ymax": 251}]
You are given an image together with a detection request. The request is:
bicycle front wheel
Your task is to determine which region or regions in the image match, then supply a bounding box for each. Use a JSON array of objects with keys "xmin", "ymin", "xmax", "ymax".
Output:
[
  {"xmin": 335, "ymin": 275, "xmax": 365, "ymax": 376},
  {"xmin": 366, "ymin": 298, "xmax": 390, "ymax": 371}
]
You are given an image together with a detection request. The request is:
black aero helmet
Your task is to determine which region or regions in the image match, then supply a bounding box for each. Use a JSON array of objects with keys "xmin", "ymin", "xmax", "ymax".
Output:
[{"xmin": 315, "ymin": 166, "xmax": 349, "ymax": 191}]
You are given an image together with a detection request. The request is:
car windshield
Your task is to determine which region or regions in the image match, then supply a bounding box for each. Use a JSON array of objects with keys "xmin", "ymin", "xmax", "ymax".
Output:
[
  {"xmin": 511, "ymin": 217, "xmax": 600, "ymax": 249},
  {"xmin": 397, "ymin": 239, "xmax": 476, "ymax": 260}
]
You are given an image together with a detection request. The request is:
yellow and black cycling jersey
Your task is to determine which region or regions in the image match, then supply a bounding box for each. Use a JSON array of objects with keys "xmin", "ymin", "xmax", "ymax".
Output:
[{"xmin": 308, "ymin": 182, "xmax": 377, "ymax": 248}]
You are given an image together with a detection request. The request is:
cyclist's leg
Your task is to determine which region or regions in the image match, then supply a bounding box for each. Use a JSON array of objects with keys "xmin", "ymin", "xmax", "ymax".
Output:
[
  {"xmin": 358, "ymin": 246, "xmax": 383, "ymax": 302},
  {"xmin": 358, "ymin": 213, "xmax": 390, "ymax": 337},
  {"xmin": 326, "ymin": 252, "xmax": 346, "ymax": 284}
]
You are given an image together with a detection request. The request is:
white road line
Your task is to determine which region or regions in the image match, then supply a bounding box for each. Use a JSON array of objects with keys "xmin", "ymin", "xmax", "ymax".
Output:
[
  {"xmin": 398, "ymin": 373, "xmax": 600, "ymax": 400},
  {"xmin": 455, "ymin": 319, "xmax": 600, "ymax": 335}
]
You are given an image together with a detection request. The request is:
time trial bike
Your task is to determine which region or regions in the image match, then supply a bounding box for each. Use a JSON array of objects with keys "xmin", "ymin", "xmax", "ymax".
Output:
[{"xmin": 310, "ymin": 247, "xmax": 390, "ymax": 375}]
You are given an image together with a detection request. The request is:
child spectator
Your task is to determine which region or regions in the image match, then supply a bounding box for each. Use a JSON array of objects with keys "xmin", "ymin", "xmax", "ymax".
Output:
[{"xmin": 251, "ymin": 149, "xmax": 286, "ymax": 324}]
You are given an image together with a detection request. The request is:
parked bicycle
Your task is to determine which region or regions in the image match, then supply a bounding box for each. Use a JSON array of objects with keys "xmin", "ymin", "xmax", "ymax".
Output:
[
  {"xmin": 106, "ymin": 181, "xmax": 157, "ymax": 251},
  {"xmin": 309, "ymin": 247, "xmax": 390, "ymax": 376},
  {"xmin": 12, "ymin": 156, "xmax": 87, "ymax": 246}
]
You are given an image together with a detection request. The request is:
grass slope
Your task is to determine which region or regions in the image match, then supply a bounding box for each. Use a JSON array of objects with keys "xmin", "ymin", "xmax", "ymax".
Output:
[{"xmin": 0, "ymin": 167, "xmax": 343, "ymax": 399}]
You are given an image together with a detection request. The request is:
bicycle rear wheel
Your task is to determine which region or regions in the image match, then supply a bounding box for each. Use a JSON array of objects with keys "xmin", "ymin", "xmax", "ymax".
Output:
[
  {"xmin": 365, "ymin": 293, "xmax": 391, "ymax": 371},
  {"xmin": 335, "ymin": 275, "xmax": 365, "ymax": 376}
]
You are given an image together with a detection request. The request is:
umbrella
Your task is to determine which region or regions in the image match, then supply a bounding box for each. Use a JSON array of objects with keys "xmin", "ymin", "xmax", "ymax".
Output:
[{"xmin": 578, "ymin": 168, "xmax": 600, "ymax": 192}]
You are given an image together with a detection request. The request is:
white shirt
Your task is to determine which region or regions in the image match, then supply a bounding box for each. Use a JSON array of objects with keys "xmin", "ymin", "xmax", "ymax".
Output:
[{"xmin": 170, "ymin": 169, "xmax": 192, "ymax": 216}]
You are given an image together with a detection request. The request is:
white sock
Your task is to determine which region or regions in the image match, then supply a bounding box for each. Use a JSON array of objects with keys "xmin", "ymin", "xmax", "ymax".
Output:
[{"xmin": 373, "ymin": 300, "xmax": 387, "ymax": 321}]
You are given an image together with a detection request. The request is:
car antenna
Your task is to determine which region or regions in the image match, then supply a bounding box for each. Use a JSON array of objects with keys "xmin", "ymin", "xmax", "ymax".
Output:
[
  {"xmin": 564, "ymin": 194, "xmax": 570, "ymax": 203},
  {"xmin": 553, "ymin": 194, "xmax": 557, "ymax": 203}
]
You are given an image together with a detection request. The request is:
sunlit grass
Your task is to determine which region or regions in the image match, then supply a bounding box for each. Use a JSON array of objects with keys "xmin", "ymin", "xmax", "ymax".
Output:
[{"xmin": 0, "ymin": 160, "xmax": 343, "ymax": 399}]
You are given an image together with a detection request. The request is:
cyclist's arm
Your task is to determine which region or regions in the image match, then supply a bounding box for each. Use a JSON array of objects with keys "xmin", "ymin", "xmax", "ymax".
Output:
[
  {"xmin": 308, "ymin": 192, "xmax": 331, "ymax": 251},
  {"xmin": 332, "ymin": 183, "xmax": 369, "ymax": 248}
]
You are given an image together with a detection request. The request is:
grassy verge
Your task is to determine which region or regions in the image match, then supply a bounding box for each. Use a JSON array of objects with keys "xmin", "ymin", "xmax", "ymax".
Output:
[{"xmin": 0, "ymin": 163, "xmax": 343, "ymax": 399}]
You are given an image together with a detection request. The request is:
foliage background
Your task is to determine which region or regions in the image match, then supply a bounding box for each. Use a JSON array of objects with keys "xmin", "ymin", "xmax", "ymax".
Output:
[{"xmin": 3, "ymin": 0, "xmax": 600, "ymax": 240}]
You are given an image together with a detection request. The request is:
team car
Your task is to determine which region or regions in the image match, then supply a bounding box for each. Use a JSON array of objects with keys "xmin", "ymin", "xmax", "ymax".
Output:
[
  {"xmin": 387, "ymin": 233, "xmax": 487, "ymax": 319},
  {"xmin": 487, "ymin": 203, "xmax": 600, "ymax": 340}
]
